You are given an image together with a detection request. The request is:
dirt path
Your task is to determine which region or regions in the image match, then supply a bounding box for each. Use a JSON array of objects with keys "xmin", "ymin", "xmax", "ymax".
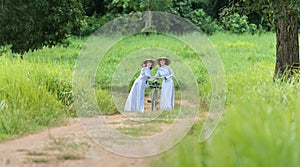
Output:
[
  {"xmin": 0, "ymin": 98, "xmax": 200, "ymax": 167},
  {"xmin": 0, "ymin": 117, "xmax": 154, "ymax": 167}
]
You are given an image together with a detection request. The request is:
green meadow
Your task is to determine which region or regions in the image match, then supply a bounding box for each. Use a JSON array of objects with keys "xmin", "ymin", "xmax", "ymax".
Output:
[{"xmin": 1, "ymin": 32, "xmax": 300, "ymax": 166}]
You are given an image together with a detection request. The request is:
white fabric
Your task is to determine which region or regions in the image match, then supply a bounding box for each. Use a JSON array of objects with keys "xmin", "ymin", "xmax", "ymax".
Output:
[
  {"xmin": 154, "ymin": 65, "xmax": 175, "ymax": 110},
  {"xmin": 124, "ymin": 67, "xmax": 151, "ymax": 112}
]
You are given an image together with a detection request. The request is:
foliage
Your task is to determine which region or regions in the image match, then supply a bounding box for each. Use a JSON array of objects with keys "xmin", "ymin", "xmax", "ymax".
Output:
[
  {"xmin": 188, "ymin": 9, "xmax": 220, "ymax": 35},
  {"xmin": 168, "ymin": 0, "xmax": 192, "ymax": 17},
  {"xmin": 0, "ymin": 0, "xmax": 283, "ymax": 55},
  {"xmin": 77, "ymin": 0, "xmax": 108, "ymax": 16},
  {"xmin": 79, "ymin": 14, "xmax": 115, "ymax": 36},
  {"xmin": 168, "ymin": 0, "xmax": 214, "ymax": 18},
  {"xmin": 0, "ymin": 0, "xmax": 84, "ymax": 54},
  {"xmin": 107, "ymin": 0, "xmax": 173, "ymax": 14},
  {"xmin": 220, "ymin": 10, "xmax": 251, "ymax": 34},
  {"xmin": 79, "ymin": 0, "xmax": 264, "ymax": 36},
  {"xmin": 233, "ymin": 0, "xmax": 300, "ymax": 31}
]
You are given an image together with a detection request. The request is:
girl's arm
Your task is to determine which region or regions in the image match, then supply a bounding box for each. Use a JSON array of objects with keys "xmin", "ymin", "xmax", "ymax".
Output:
[
  {"xmin": 165, "ymin": 66, "xmax": 174, "ymax": 80},
  {"xmin": 148, "ymin": 69, "xmax": 159, "ymax": 81},
  {"xmin": 151, "ymin": 69, "xmax": 160, "ymax": 80}
]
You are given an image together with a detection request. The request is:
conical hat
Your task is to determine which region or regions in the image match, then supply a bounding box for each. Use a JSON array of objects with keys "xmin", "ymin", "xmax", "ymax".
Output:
[
  {"xmin": 141, "ymin": 59, "xmax": 156, "ymax": 67},
  {"xmin": 156, "ymin": 57, "xmax": 171, "ymax": 65}
]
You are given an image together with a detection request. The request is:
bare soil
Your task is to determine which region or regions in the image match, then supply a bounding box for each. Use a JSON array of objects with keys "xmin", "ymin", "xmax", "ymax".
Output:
[
  {"xmin": 0, "ymin": 98, "xmax": 200, "ymax": 167},
  {"xmin": 0, "ymin": 117, "xmax": 155, "ymax": 167}
]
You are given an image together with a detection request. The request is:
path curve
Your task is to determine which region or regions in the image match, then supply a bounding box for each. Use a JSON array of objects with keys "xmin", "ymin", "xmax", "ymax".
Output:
[{"xmin": 0, "ymin": 117, "xmax": 151, "ymax": 167}]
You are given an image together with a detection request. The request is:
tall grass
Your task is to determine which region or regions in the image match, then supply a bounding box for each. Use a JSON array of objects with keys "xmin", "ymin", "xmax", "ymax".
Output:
[
  {"xmin": 2, "ymin": 31, "xmax": 299, "ymax": 167},
  {"xmin": 204, "ymin": 62, "xmax": 300, "ymax": 167},
  {"xmin": 151, "ymin": 32, "xmax": 300, "ymax": 167},
  {"xmin": 0, "ymin": 36, "xmax": 119, "ymax": 139},
  {"xmin": 0, "ymin": 56, "xmax": 72, "ymax": 140}
]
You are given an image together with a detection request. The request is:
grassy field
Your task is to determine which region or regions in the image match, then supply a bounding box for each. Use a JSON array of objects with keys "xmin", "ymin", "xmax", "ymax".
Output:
[
  {"xmin": 1, "ymin": 32, "xmax": 300, "ymax": 166},
  {"xmin": 150, "ymin": 33, "xmax": 300, "ymax": 167}
]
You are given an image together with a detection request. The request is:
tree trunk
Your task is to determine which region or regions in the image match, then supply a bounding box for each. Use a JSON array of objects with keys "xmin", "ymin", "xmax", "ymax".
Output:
[
  {"xmin": 274, "ymin": 5, "xmax": 299, "ymax": 79},
  {"xmin": 142, "ymin": 7, "xmax": 154, "ymax": 33}
]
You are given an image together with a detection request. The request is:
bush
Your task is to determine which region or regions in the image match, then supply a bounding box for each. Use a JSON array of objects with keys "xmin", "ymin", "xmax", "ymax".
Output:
[
  {"xmin": 249, "ymin": 23, "xmax": 258, "ymax": 34},
  {"xmin": 79, "ymin": 14, "xmax": 114, "ymax": 36},
  {"xmin": 187, "ymin": 9, "xmax": 220, "ymax": 35},
  {"xmin": 219, "ymin": 7, "xmax": 260, "ymax": 34},
  {"xmin": 220, "ymin": 12, "xmax": 250, "ymax": 33}
]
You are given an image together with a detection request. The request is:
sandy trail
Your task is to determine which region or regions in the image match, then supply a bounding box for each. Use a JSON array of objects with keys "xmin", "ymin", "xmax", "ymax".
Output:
[
  {"xmin": 0, "ymin": 117, "xmax": 153, "ymax": 167},
  {"xmin": 0, "ymin": 98, "xmax": 201, "ymax": 167}
]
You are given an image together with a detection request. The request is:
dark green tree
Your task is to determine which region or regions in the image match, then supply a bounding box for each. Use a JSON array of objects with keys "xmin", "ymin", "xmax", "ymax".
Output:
[
  {"xmin": 107, "ymin": 0, "xmax": 172, "ymax": 14},
  {"xmin": 0, "ymin": 0, "xmax": 84, "ymax": 57},
  {"xmin": 78, "ymin": 0, "xmax": 108, "ymax": 16}
]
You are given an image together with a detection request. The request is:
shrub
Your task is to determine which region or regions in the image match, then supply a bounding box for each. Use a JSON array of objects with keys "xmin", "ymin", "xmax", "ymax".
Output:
[
  {"xmin": 79, "ymin": 14, "xmax": 114, "ymax": 36},
  {"xmin": 220, "ymin": 12, "xmax": 249, "ymax": 33},
  {"xmin": 187, "ymin": 9, "xmax": 220, "ymax": 35},
  {"xmin": 219, "ymin": 7, "xmax": 260, "ymax": 34}
]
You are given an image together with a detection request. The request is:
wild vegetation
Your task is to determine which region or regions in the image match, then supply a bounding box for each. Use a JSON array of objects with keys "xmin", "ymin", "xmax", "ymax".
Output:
[
  {"xmin": 1, "ymin": 0, "xmax": 300, "ymax": 166},
  {"xmin": 2, "ymin": 31, "xmax": 299, "ymax": 166}
]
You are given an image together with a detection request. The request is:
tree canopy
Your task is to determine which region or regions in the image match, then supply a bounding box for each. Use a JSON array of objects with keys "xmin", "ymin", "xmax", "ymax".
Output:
[{"xmin": 0, "ymin": 0, "xmax": 83, "ymax": 55}]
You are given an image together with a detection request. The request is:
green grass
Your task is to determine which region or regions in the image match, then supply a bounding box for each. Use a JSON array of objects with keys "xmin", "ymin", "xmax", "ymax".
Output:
[
  {"xmin": 95, "ymin": 34, "xmax": 208, "ymax": 90},
  {"xmin": 57, "ymin": 153, "xmax": 83, "ymax": 160},
  {"xmin": 0, "ymin": 57, "xmax": 70, "ymax": 136},
  {"xmin": 150, "ymin": 32, "xmax": 300, "ymax": 167},
  {"xmin": 31, "ymin": 158, "xmax": 49, "ymax": 163},
  {"xmin": 27, "ymin": 151, "xmax": 48, "ymax": 156},
  {"xmin": 1, "ymin": 32, "xmax": 299, "ymax": 166}
]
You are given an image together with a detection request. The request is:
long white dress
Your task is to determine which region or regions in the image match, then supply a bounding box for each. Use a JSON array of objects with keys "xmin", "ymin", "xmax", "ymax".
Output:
[
  {"xmin": 124, "ymin": 67, "xmax": 151, "ymax": 112},
  {"xmin": 154, "ymin": 65, "xmax": 174, "ymax": 110}
]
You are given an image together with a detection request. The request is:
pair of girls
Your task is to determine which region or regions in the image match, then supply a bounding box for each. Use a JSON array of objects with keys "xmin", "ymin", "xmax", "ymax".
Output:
[{"xmin": 124, "ymin": 57, "xmax": 174, "ymax": 112}]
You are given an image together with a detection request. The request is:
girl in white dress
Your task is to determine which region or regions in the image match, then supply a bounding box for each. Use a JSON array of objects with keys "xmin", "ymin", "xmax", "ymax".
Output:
[
  {"xmin": 124, "ymin": 59, "xmax": 156, "ymax": 112},
  {"xmin": 153, "ymin": 57, "xmax": 174, "ymax": 110}
]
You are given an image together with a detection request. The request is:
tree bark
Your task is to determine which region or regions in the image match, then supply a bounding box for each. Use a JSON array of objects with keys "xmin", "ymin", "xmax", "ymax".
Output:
[
  {"xmin": 274, "ymin": 5, "xmax": 299, "ymax": 79},
  {"xmin": 142, "ymin": 7, "xmax": 155, "ymax": 34}
]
